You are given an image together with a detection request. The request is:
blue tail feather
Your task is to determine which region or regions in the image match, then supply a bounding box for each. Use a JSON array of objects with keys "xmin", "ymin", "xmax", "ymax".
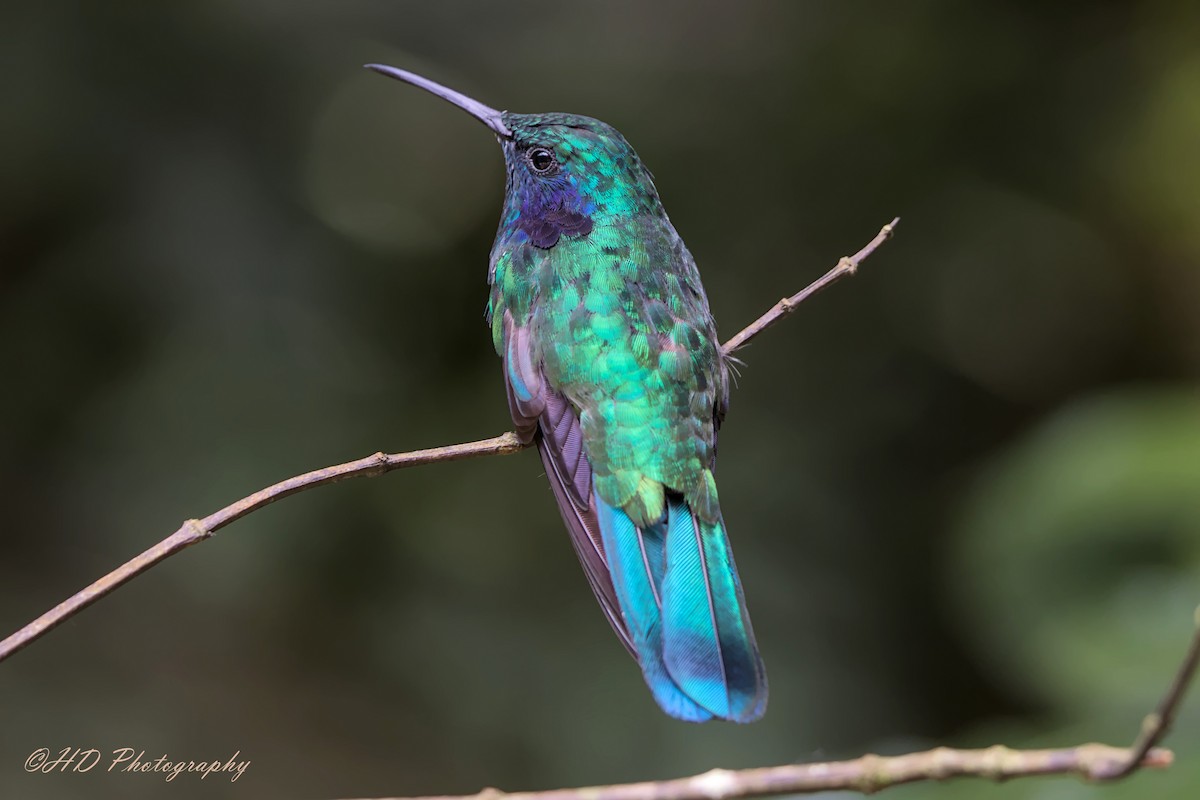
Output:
[
  {"xmin": 594, "ymin": 491, "xmax": 766, "ymax": 722},
  {"xmin": 661, "ymin": 497, "xmax": 767, "ymax": 722},
  {"xmin": 594, "ymin": 496, "xmax": 712, "ymax": 722}
]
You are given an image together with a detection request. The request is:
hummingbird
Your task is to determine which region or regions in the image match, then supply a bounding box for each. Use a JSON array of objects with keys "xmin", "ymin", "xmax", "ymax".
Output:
[{"xmin": 367, "ymin": 64, "xmax": 767, "ymax": 722}]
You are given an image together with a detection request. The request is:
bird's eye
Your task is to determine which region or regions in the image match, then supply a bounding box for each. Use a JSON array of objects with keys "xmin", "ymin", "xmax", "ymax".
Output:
[{"xmin": 526, "ymin": 147, "xmax": 558, "ymax": 175}]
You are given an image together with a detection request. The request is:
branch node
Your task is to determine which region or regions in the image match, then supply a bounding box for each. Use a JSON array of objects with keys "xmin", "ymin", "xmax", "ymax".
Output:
[
  {"xmin": 854, "ymin": 754, "xmax": 887, "ymax": 795},
  {"xmin": 363, "ymin": 451, "xmax": 390, "ymax": 476},
  {"xmin": 693, "ymin": 768, "xmax": 738, "ymax": 799},
  {"xmin": 182, "ymin": 518, "xmax": 211, "ymax": 542},
  {"xmin": 928, "ymin": 746, "xmax": 956, "ymax": 781},
  {"xmin": 980, "ymin": 744, "xmax": 1012, "ymax": 782}
]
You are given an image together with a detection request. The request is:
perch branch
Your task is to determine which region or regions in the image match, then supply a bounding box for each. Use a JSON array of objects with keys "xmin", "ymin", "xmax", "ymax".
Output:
[
  {"xmin": 0, "ymin": 219, "xmax": 897, "ymax": 664},
  {"xmin": 347, "ymin": 610, "xmax": 1200, "ymax": 800}
]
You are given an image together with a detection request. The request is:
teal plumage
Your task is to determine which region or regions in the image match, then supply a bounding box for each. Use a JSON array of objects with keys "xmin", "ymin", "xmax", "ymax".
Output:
[{"xmin": 368, "ymin": 65, "xmax": 767, "ymax": 722}]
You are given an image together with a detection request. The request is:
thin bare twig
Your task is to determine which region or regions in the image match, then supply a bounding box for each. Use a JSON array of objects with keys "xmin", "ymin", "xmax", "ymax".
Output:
[
  {"xmin": 345, "ymin": 610, "xmax": 1200, "ymax": 799},
  {"xmin": 0, "ymin": 433, "xmax": 525, "ymax": 663},
  {"xmin": 721, "ymin": 217, "xmax": 899, "ymax": 354},
  {"xmin": 0, "ymin": 218, "xmax": 896, "ymax": 665}
]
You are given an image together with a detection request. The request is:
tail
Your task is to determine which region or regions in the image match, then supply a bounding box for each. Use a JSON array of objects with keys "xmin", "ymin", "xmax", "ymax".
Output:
[{"xmin": 595, "ymin": 492, "xmax": 767, "ymax": 722}]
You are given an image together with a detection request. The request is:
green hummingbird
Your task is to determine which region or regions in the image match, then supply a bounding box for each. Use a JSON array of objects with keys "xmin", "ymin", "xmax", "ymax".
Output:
[{"xmin": 368, "ymin": 64, "xmax": 767, "ymax": 722}]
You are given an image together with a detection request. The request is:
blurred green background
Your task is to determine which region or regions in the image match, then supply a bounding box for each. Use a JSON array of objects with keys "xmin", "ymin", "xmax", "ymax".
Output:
[{"xmin": 3, "ymin": 1, "xmax": 1199, "ymax": 798}]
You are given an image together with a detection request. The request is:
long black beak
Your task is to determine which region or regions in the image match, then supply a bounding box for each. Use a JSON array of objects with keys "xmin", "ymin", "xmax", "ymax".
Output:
[{"xmin": 364, "ymin": 64, "xmax": 512, "ymax": 139}]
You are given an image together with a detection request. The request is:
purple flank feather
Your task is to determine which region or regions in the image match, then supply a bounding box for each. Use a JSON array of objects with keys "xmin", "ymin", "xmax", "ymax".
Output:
[
  {"xmin": 502, "ymin": 314, "xmax": 545, "ymax": 443},
  {"xmin": 502, "ymin": 315, "xmax": 634, "ymax": 654},
  {"xmin": 536, "ymin": 434, "xmax": 634, "ymax": 656},
  {"xmin": 543, "ymin": 394, "xmax": 591, "ymax": 506}
]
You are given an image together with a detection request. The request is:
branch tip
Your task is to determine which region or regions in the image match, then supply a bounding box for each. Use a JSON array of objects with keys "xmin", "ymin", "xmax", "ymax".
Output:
[{"xmin": 720, "ymin": 216, "xmax": 899, "ymax": 355}]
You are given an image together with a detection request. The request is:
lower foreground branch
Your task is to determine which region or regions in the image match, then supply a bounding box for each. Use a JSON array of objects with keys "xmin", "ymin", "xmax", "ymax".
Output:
[
  {"xmin": 347, "ymin": 744, "xmax": 1173, "ymax": 800},
  {"xmin": 346, "ymin": 607, "xmax": 1200, "ymax": 799}
]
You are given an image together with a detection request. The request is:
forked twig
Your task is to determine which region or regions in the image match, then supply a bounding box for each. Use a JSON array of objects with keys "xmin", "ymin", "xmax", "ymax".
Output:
[{"xmin": 1094, "ymin": 605, "xmax": 1200, "ymax": 779}]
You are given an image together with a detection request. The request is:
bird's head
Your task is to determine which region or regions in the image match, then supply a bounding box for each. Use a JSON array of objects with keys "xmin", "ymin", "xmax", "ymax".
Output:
[{"xmin": 367, "ymin": 65, "xmax": 662, "ymax": 250}]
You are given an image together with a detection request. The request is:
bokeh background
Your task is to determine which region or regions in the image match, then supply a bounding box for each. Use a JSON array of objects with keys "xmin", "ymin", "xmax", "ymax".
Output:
[{"xmin": 3, "ymin": 2, "xmax": 1199, "ymax": 798}]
